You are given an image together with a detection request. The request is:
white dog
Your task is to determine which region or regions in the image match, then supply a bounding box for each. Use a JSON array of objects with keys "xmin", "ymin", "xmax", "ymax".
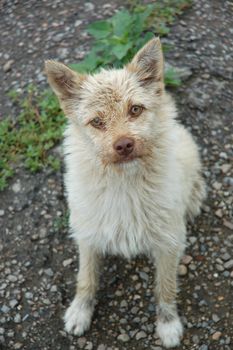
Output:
[{"xmin": 45, "ymin": 38, "xmax": 206, "ymax": 348}]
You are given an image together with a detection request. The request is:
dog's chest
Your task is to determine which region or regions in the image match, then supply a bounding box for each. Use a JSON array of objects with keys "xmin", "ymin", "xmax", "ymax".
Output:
[{"xmin": 69, "ymin": 174, "xmax": 169, "ymax": 258}]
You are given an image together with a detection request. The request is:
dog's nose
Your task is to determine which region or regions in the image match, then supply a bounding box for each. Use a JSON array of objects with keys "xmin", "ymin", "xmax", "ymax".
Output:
[{"xmin": 113, "ymin": 137, "xmax": 135, "ymax": 156}]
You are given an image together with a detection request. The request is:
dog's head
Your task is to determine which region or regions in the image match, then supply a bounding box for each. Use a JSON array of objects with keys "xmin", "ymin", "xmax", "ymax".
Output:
[{"xmin": 45, "ymin": 38, "xmax": 171, "ymax": 168}]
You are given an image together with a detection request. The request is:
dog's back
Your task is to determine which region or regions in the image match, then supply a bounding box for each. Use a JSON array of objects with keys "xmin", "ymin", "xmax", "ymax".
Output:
[{"xmin": 173, "ymin": 124, "xmax": 206, "ymax": 221}]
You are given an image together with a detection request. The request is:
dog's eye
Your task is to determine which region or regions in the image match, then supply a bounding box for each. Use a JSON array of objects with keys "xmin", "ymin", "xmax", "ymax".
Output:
[
  {"xmin": 90, "ymin": 117, "xmax": 105, "ymax": 129},
  {"xmin": 130, "ymin": 105, "xmax": 143, "ymax": 117}
]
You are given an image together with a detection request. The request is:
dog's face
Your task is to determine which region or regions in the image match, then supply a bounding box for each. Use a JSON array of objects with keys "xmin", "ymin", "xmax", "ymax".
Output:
[{"xmin": 45, "ymin": 39, "xmax": 166, "ymax": 167}]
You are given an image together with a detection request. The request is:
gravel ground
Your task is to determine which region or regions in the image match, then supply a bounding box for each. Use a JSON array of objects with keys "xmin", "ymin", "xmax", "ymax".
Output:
[{"xmin": 0, "ymin": 1, "xmax": 233, "ymax": 349}]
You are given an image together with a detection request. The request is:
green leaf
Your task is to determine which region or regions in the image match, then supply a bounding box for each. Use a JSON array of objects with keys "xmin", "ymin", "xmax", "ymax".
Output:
[
  {"xmin": 132, "ymin": 4, "xmax": 155, "ymax": 35},
  {"xmin": 112, "ymin": 42, "xmax": 133, "ymax": 60},
  {"xmin": 139, "ymin": 32, "xmax": 155, "ymax": 45},
  {"xmin": 70, "ymin": 49, "xmax": 103, "ymax": 73},
  {"xmin": 112, "ymin": 10, "xmax": 132, "ymax": 37},
  {"xmin": 156, "ymin": 23, "xmax": 170, "ymax": 35},
  {"xmin": 87, "ymin": 20, "xmax": 112, "ymax": 39},
  {"xmin": 165, "ymin": 67, "xmax": 181, "ymax": 87}
]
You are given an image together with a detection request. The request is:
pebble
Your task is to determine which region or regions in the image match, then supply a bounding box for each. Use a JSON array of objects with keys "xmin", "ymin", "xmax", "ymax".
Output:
[
  {"xmin": 53, "ymin": 33, "xmax": 65, "ymax": 42},
  {"xmin": 192, "ymin": 335, "xmax": 199, "ymax": 344},
  {"xmin": 0, "ymin": 210, "xmax": 4, "ymax": 216},
  {"xmin": 31, "ymin": 234, "xmax": 39, "ymax": 241},
  {"xmin": 223, "ymin": 177, "xmax": 233, "ymax": 187},
  {"xmin": 57, "ymin": 48, "xmax": 69, "ymax": 59},
  {"xmin": 85, "ymin": 342, "xmax": 93, "ymax": 350},
  {"xmin": 85, "ymin": 2, "xmax": 95, "ymax": 11},
  {"xmin": 14, "ymin": 314, "xmax": 21, "ymax": 323},
  {"xmin": 8, "ymin": 275, "xmax": 18, "ymax": 282},
  {"xmin": 117, "ymin": 334, "xmax": 130, "ymax": 342},
  {"xmin": 220, "ymin": 152, "xmax": 228, "ymax": 160},
  {"xmin": 216, "ymin": 264, "xmax": 224, "ymax": 272},
  {"xmin": 9, "ymin": 299, "xmax": 18, "ymax": 308},
  {"xmin": 44, "ymin": 268, "xmax": 54, "ymax": 277},
  {"xmin": 189, "ymin": 236, "xmax": 197, "ymax": 244},
  {"xmin": 135, "ymin": 331, "xmax": 147, "ymax": 340},
  {"xmin": 74, "ymin": 20, "xmax": 82, "ymax": 27},
  {"xmin": 148, "ymin": 303, "xmax": 155, "ymax": 312},
  {"xmin": 212, "ymin": 181, "xmax": 222, "ymax": 190},
  {"xmin": 25, "ymin": 292, "xmax": 33, "ymax": 299},
  {"xmin": 3, "ymin": 59, "xmax": 14, "ymax": 72},
  {"xmin": 2, "ymin": 305, "xmax": 10, "ymax": 313},
  {"xmin": 0, "ymin": 335, "xmax": 5, "ymax": 344},
  {"xmin": 7, "ymin": 331, "xmax": 14, "ymax": 338},
  {"xmin": 39, "ymin": 228, "xmax": 47, "ymax": 238},
  {"xmin": 62, "ymin": 258, "xmax": 73, "ymax": 267},
  {"xmin": 97, "ymin": 345, "xmax": 106, "ymax": 350},
  {"xmin": 221, "ymin": 252, "xmax": 231, "ymax": 261},
  {"xmin": 37, "ymin": 72, "xmax": 45, "ymax": 82},
  {"xmin": 221, "ymin": 164, "xmax": 231, "ymax": 173},
  {"xmin": 120, "ymin": 300, "xmax": 128, "ymax": 308},
  {"xmin": 182, "ymin": 255, "xmax": 193, "ymax": 265},
  {"xmin": 212, "ymin": 314, "xmax": 220, "ymax": 323},
  {"xmin": 131, "ymin": 306, "xmax": 139, "ymax": 314},
  {"xmin": 139, "ymin": 271, "xmax": 149, "ymax": 282},
  {"xmin": 224, "ymin": 260, "xmax": 233, "ymax": 270},
  {"xmin": 12, "ymin": 182, "xmax": 21, "ymax": 193},
  {"xmin": 212, "ymin": 331, "xmax": 222, "ymax": 340},
  {"xmin": 77, "ymin": 337, "xmax": 87, "ymax": 348},
  {"xmin": 215, "ymin": 209, "xmax": 223, "ymax": 218},
  {"xmin": 0, "ymin": 283, "xmax": 7, "ymax": 290},
  {"xmin": 199, "ymin": 345, "xmax": 208, "ymax": 350},
  {"xmin": 50, "ymin": 285, "xmax": 58, "ymax": 292},
  {"xmin": 178, "ymin": 264, "xmax": 188, "ymax": 276},
  {"xmin": 224, "ymin": 220, "xmax": 233, "ymax": 230}
]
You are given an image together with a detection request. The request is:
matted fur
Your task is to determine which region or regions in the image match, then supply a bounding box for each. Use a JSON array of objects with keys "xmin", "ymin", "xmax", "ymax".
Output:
[{"xmin": 45, "ymin": 38, "xmax": 206, "ymax": 348}]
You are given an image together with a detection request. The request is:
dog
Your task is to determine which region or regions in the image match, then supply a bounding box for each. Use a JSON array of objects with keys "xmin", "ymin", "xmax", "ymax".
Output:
[{"xmin": 45, "ymin": 38, "xmax": 206, "ymax": 348}]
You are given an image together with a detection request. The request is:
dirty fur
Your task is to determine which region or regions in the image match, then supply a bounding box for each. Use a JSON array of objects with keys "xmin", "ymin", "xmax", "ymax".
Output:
[{"xmin": 45, "ymin": 38, "xmax": 206, "ymax": 348}]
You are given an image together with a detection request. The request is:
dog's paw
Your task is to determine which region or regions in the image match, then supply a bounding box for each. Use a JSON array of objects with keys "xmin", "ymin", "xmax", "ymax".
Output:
[
  {"xmin": 156, "ymin": 317, "xmax": 183, "ymax": 348},
  {"xmin": 64, "ymin": 296, "xmax": 93, "ymax": 336}
]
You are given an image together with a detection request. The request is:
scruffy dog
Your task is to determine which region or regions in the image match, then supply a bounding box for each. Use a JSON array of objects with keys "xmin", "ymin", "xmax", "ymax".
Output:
[{"xmin": 45, "ymin": 38, "xmax": 205, "ymax": 348}]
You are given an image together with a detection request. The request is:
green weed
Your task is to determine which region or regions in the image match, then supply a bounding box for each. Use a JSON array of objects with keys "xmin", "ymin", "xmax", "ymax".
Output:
[
  {"xmin": 131, "ymin": 0, "xmax": 192, "ymax": 35},
  {"xmin": 71, "ymin": 0, "xmax": 192, "ymax": 86},
  {"xmin": 0, "ymin": 86, "xmax": 64, "ymax": 190},
  {"xmin": 70, "ymin": 5, "xmax": 155, "ymax": 73}
]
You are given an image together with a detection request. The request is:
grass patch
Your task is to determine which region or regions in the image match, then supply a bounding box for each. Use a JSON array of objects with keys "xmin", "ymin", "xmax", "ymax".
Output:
[
  {"xmin": 0, "ymin": 0, "xmax": 192, "ymax": 190},
  {"xmin": 128, "ymin": 0, "xmax": 192, "ymax": 35},
  {"xmin": 0, "ymin": 86, "xmax": 65, "ymax": 190}
]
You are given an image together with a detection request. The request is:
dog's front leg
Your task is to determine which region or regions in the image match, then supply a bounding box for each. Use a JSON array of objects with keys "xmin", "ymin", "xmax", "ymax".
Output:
[
  {"xmin": 154, "ymin": 246, "xmax": 183, "ymax": 348},
  {"xmin": 64, "ymin": 241, "xmax": 100, "ymax": 336}
]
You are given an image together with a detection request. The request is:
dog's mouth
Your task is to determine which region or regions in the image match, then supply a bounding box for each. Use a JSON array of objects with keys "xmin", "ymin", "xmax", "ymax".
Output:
[
  {"xmin": 114, "ymin": 155, "xmax": 140, "ymax": 164},
  {"xmin": 102, "ymin": 145, "xmax": 146, "ymax": 167}
]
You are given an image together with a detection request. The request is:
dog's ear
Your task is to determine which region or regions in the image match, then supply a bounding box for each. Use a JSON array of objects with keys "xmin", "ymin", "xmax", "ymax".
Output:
[
  {"xmin": 44, "ymin": 60, "xmax": 85, "ymax": 100},
  {"xmin": 128, "ymin": 38, "xmax": 163, "ymax": 85}
]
